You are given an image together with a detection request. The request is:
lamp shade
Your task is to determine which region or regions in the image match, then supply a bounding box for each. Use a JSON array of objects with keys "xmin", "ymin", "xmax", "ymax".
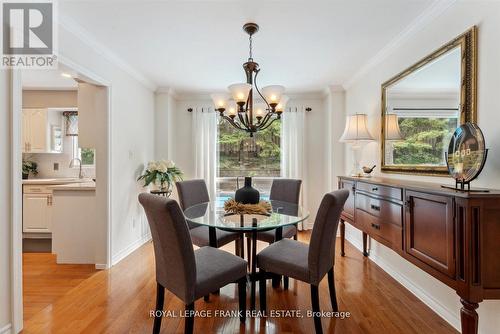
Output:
[
  {"xmin": 228, "ymin": 83, "xmax": 252, "ymax": 103},
  {"xmin": 385, "ymin": 114, "xmax": 403, "ymax": 140},
  {"xmin": 210, "ymin": 93, "xmax": 230, "ymax": 109},
  {"xmin": 276, "ymin": 95, "xmax": 290, "ymax": 113},
  {"xmin": 261, "ymin": 85, "xmax": 285, "ymax": 105},
  {"xmin": 340, "ymin": 114, "xmax": 374, "ymax": 142}
]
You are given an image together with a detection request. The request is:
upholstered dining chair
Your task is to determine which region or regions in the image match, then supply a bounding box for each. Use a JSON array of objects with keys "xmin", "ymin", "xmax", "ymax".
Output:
[
  {"xmin": 256, "ymin": 189, "xmax": 349, "ymax": 334},
  {"xmin": 176, "ymin": 179, "xmax": 243, "ymax": 255},
  {"xmin": 138, "ymin": 193, "xmax": 247, "ymax": 334},
  {"xmin": 247, "ymin": 178, "xmax": 302, "ymax": 287}
]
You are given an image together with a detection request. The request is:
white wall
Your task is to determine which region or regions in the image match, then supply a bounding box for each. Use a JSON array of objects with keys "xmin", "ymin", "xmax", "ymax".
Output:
[
  {"xmin": 0, "ymin": 71, "xmax": 12, "ymax": 333},
  {"xmin": 58, "ymin": 24, "xmax": 156, "ymax": 264},
  {"xmin": 343, "ymin": 2, "xmax": 500, "ymax": 333}
]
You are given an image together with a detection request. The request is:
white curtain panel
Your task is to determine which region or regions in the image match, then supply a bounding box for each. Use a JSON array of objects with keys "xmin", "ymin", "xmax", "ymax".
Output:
[
  {"xmin": 192, "ymin": 107, "xmax": 218, "ymax": 200},
  {"xmin": 281, "ymin": 106, "xmax": 309, "ymax": 229}
]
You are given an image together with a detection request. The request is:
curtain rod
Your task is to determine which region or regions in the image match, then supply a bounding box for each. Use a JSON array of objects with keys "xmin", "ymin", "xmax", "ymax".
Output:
[
  {"xmin": 187, "ymin": 107, "xmax": 312, "ymax": 112},
  {"xmin": 392, "ymin": 107, "xmax": 459, "ymax": 111}
]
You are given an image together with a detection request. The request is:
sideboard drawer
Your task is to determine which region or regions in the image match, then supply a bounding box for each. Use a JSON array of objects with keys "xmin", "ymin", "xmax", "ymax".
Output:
[
  {"xmin": 356, "ymin": 193, "xmax": 402, "ymax": 226},
  {"xmin": 356, "ymin": 181, "xmax": 402, "ymax": 201},
  {"xmin": 356, "ymin": 208, "xmax": 402, "ymax": 250}
]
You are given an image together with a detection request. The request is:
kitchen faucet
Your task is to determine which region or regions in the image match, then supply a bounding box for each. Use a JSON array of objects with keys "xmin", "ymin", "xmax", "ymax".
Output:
[{"xmin": 69, "ymin": 158, "xmax": 84, "ymax": 179}]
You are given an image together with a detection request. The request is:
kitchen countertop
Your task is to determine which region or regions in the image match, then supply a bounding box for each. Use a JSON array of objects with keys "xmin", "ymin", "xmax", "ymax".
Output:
[
  {"xmin": 23, "ymin": 178, "xmax": 94, "ymax": 185},
  {"xmin": 48, "ymin": 182, "xmax": 96, "ymax": 191}
]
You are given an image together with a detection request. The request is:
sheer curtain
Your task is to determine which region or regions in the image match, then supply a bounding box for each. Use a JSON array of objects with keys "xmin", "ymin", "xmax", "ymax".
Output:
[
  {"xmin": 281, "ymin": 106, "xmax": 308, "ymax": 229},
  {"xmin": 192, "ymin": 107, "xmax": 218, "ymax": 200}
]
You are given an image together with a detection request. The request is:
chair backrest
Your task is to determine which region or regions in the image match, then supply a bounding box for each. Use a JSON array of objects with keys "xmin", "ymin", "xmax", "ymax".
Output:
[
  {"xmin": 308, "ymin": 189, "xmax": 349, "ymax": 285},
  {"xmin": 270, "ymin": 179, "xmax": 302, "ymax": 204},
  {"xmin": 138, "ymin": 193, "xmax": 196, "ymax": 304},
  {"xmin": 176, "ymin": 179, "xmax": 210, "ymax": 210}
]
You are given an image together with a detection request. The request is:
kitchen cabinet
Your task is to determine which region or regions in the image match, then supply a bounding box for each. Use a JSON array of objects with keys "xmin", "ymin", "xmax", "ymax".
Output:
[
  {"xmin": 23, "ymin": 185, "xmax": 53, "ymax": 233},
  {"xmin": 22, "ymin": 108, "xmax": 63, "ymax": 153}
]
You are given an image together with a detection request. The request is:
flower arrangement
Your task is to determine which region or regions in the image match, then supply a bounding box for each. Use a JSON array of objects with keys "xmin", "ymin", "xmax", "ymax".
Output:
[
  {"xmin": 22, "ymin": 160, "xmax": 38, "ymax": 179},
  {"xmin": 137, "ymin": 160, "xmax": 183, "ymax": 193},
  {"xmin": 224, "ymin": 198, "xmax": 272, "ymax": 215}
]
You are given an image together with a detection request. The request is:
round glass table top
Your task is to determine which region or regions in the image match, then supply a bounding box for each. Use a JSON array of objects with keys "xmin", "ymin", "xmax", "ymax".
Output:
[{"xmin": 183, "ymin": 200, "xmax": 310, "ymax": 232}]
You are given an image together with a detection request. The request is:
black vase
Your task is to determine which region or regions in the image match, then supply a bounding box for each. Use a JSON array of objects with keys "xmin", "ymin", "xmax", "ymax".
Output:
[{"xmin": 235, "ymin": 177, "xmax": 260, "ymax": 204}]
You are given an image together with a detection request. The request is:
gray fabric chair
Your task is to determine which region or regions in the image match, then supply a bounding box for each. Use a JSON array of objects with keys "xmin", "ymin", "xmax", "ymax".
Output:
[
  {"xmin": 256, "ymin": 189, "xmax": 349, "ymax": 334},
  {"xmin": 138, "ymin": 193, "xmax": 247, "ymax": 334},
  {"xmin": 176, "ymin": 179, "xmax": 242, "ymax": 252},
  {"xmin": 247, "ymin": 179, "xmax": 301, "ymax": 287},
  {"xmin": 256, "ymin": 179, "xmax": 302, "ymax": 243}
]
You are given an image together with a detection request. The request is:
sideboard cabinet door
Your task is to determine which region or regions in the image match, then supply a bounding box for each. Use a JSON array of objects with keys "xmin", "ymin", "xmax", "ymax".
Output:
[
  {"xmin": 405, "ymin": 191, "xmax": 455, "ymax": 278},
  {"xmin": 339, "ymin": 179, "xmax": 355, "ymax": 221}
]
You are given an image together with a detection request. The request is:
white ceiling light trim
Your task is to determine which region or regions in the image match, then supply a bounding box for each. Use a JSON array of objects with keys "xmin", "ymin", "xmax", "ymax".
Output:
[
  {"xmin": 59, "ymin": 14, "xmax": 157, "ymax": 91},
  {"xmin": 343, "ymin": 0, "xmax": 457, "ymax": 90}
]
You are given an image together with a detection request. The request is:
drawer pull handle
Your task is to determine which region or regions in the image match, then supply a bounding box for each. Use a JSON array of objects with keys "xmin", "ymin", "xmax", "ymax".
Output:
[
  {"xmin": 371, "ymin": 223, "xmax": 381, "ymax": 230},
  {"xmin": 370, "ymin": 204, "xmax": 381, "ymax": 211},
  {"xmin": 372, "ymin": 187, "xmax": 378, "ymax": 191}
]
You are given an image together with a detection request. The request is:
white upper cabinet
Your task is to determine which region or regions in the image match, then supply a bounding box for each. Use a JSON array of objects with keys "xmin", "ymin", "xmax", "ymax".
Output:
[{"xmin": 22, "ymin": 108, "xmax": 63, "ymax": 154}]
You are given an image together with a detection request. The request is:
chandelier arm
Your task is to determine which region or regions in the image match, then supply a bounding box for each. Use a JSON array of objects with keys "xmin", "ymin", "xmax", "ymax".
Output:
[
  {"xmin": 259, "ymin": 111, "xmax": 274, "ymax": 127},
  {"xmin": 257, "ymin": 117, "xmax": 279, "ymax": 131},
  {"xmin": 222, "ymin": 115, "xmax": 245, "ymax": 131},
  {"xmin": 253, "ymin": 70, "xmax": 271, "ymax": 111},
  {"xmin": 237, "ymin": 112, "xmax": 249, "ymax": 130}
]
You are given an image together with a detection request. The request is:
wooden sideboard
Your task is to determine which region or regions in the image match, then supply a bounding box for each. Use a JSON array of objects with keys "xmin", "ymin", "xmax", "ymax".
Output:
[{"xmin": 338, "ymin": 176, "xmax": 500, "ymax": 334}]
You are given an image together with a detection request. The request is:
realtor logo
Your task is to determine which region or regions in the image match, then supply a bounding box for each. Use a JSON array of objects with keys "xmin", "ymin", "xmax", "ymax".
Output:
[{"xmin": 1, "ymin": 0, "xmax": 57, "ymax": 68}]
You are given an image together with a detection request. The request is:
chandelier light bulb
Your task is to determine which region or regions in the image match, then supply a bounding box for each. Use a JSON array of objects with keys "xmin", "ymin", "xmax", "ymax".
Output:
[
  {"xmin": 262, "ymin": 85, "xmax": 285, "ymax": 107},
  {"xmin": 228, "ymin": 83, "xmax": 252, "ymax": 104},
  {"xmin": 210, "ymin": 93, "xmax": 229, "ymax": 111}
]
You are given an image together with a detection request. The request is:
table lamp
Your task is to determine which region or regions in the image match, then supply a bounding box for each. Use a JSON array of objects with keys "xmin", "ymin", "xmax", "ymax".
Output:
[{"xmin": 340, "ymin": 114, "xmax": 375, "ymax": 177}]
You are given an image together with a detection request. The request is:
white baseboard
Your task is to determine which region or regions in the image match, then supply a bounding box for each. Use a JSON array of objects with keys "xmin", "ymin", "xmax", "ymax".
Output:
[
  {"xmin": 0, "ymin": 324, "xmax": 12, "ymax": 334},
  {"xmin": 111, "ymin": 233, "xmax": 151, "ymax": 266},
  {"xmin": 95, "ymin": 263, "xmax": 108, "ymax": 270},
  {"xmin": 344, "ymin": 232, "xmax": 461, "ymax": 332}
]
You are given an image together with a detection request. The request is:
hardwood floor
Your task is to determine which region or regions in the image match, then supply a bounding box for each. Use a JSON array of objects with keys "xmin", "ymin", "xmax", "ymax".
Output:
[
  {"xmin": 23, "ymin": 253, "xmax": 97, "ymax": 322},
  {"xmin": 22, "ymin": 233, "xmax": 458, "ymax": 333}
]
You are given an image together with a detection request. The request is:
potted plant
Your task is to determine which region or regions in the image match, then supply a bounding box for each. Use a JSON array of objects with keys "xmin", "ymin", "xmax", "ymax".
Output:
[
  {"xmin": 137, "ymin": 160, "xmax": 183, "ymax": 196},
  {"xmin": 22, "ymin": 160, "xmax": 38, "ymax": 179}
]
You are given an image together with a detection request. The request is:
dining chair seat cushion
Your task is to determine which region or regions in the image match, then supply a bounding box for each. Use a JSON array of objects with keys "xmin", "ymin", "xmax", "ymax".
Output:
[
  {"xmin": 257, "ymin": 238, "xmax": 310, "ymax": 283},
  {"xmin": 194, "ymin": 246, "xmax": 247, "ymax": 299},
  {"xmin": 256, "ymin": 225, "xmax": 297, "ymax": 243},
  {"xmin": 189, "ymin": 226, "xmax": 240, "ymax": 248}
]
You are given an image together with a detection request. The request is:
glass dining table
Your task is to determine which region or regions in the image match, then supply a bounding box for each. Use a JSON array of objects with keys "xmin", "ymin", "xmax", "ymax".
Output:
[{"xmin": 183, "ymin": 200, "xmax": 310, "ymax": 309}]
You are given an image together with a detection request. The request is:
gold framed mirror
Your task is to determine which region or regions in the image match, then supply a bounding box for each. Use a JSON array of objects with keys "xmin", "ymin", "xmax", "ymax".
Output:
[{"xmin": 381, "ymin": 26, "xmax": 477, "ymax": 176}]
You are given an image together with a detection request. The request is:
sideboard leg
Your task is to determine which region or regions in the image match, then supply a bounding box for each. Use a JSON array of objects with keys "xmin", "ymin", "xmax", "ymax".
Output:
[
  {"xmin": 460, "ymin": 298, "xmax": 479, "ymax": 334},
  {"xmin": 362, "ymin": 232, "xmax": 369, "ymax": 257},
  {"xmin": 340, "ymin": 220, "xmax": 345, "ymax": 257}
]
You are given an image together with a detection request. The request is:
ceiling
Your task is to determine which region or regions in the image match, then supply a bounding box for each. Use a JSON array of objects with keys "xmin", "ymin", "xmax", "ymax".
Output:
[
  {"xmin": 59, "ymin": 0, "xmax": 436, "ymax": 94},
  {"xmin": 22, "ymin": 65, "xmax": 78, "ymax": 90}
]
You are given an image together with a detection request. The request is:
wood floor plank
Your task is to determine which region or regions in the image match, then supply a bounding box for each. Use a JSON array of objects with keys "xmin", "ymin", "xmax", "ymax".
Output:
[{"xmin": 22, "ymin": 232, "xmax": 458, "ymax": 334}]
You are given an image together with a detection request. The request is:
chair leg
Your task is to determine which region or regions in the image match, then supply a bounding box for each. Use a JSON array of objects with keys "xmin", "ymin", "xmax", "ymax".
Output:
[
  {"xmin": 259, "ymin": 270, "xmax": 267, "ymax": 312},
  {"xmin": 328, "ymin": 268, "xmax": 338, "ymax": 312},
  {"xmin": 203, "ymin": 295, "xmax": 209, "ymax": 302},
  {"xmin": 284, "ymin": 276, "xmax": 289, "ymax": 290},
  {"xmin": 184, "ymin": 302, "xmax": 194, "ymax": 334},
  {"xmin": 310, "ymin": 285, "xmax": 323, "ymax": 334},
  {"xmin": 246, "ymin": 236, "xmax": 251, "ymax": 270},
  {"xmin": 238, "ymin": 277, "xmax": 247, "ymax": 323},
  {"xmin": 240, "ymin": 234, "xmax": 245, "ymax": 259},
  {"xmin": 153, "ymin": 283, "xmax": 165, "ymax": 334},
  {"xmin": 235, "ymin": 238, "xmax": 240, "ymax": 257}
]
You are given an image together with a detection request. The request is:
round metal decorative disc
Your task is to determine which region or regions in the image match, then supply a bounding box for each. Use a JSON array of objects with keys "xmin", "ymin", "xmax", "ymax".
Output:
[{"xmin": 446, "ymin": 123, "xmax": 486, "ymax": 183}]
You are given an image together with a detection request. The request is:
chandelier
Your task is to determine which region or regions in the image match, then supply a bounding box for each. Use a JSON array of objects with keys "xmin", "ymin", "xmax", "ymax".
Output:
[{"xmin": 211, "ymin": 23, "xmax": 289, "ymax": 137}]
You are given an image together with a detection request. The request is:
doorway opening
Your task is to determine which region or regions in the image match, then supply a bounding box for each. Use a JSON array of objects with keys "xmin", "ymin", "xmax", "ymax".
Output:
[{"xmin": 11, "ymin": 61, "xmax": 112, "ymax": 332}]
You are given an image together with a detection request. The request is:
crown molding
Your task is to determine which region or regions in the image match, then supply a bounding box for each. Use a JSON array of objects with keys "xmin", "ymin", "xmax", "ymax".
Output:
[
  {"xmin": 343, "ymin": 0, "xmax": 457, "ymax": 90},
  {"xmin": 59, "ymin": 14, "xmax": 157, "ymax": 91}
]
